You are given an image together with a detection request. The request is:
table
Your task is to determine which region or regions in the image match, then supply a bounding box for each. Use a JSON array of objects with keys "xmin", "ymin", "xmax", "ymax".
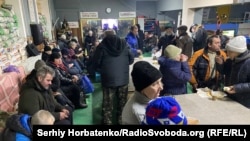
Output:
[
  {"xmin": 174, "ymin": 93, "xmax": 250, "ymax": 124},
  {"xmin": 128, "ymin": 57, "xmax": 159, "ymax": 91}
]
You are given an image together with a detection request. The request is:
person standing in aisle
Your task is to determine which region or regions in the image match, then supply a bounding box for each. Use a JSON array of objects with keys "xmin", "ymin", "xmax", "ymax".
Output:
[
  {"xmin": 125, "ymin": 25, "xmax": 143, "ymax": 57},
  {"xmin": 157, "ymin": 26, "xmax": 176, "ymax": 56},
  {"xmin": 158, "ymin": 45, "xmax": 191, "ymax": 96},
  {"xmin": 136, "ymin": 24, "xmax": 145, "ymax": 53},
  {"xmin": 188, "ymin": 35, "xmax": 227, "ymax": 92},
  {"xmin": 92, "ymin": 30, "xmax": 134, "ymax": 125},
  {"xmin": 216, "ymin": 36, "xmax": 250, "ymax": 108},
  {"xmin": 176, "ymin": 25, "xmax": 193, "ymax": 59},
  {"xmin": 190, "ymin": 24, "xmax": 208, "ymax": 53},
  {"xmin": 84, "ymin": 30, "xmax": 96, "ymax": 55}
]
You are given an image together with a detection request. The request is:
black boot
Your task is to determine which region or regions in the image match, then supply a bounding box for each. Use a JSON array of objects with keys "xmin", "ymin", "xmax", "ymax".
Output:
[
  {"xmin": 75, "ymin": 103, "xmax": 88, "ymax": 109},
  {"xmin": 80, "ymin": 92, "xmax": 88, "ymax": 103},
  {"xmin": 85, "ymin": 94, "xmax": 90, "ymax": 98}
]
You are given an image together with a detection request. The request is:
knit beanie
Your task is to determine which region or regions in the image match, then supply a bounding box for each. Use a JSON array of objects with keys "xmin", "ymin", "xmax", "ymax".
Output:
[
  {"xmin": 131, "ymin": 61, "xmax": 162, "ymax": 92},
  {"xmin": 61, "ymin": 48, "xmax": 69, "ymax": 56},
  {"xmin": 44, "ymin": 46, "xmax": 52, "ymax": 52},
  {"xmin": 164, "ymin": 45, "xmax": 182, "ymax": 59},
  {"xmin": 49, "ymin": 52, "xmax": 61, "ymax": 62},
  {"xmin": 142, "ymin": 96, "xmax": 187, "ymax": 125},
  {"xmin": 34, "ymin": 60, "xmax": 46, "ymax": 70},
  {"xmin": 226, "ymin": 36, "xmax": 247, "ymax": 53},
  {"xmin": 52, "ymin": 48, "xmax": 61, "ymax": 53},
  {"xmin": 177, "ymin": 25, "xmax": 188, "ymax": 31}
]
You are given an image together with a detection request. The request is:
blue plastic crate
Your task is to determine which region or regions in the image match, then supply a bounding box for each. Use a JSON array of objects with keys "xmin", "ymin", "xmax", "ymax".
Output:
[{"xmin": 95, "ymin": 72, "xmax": 101, "ymax": 82}]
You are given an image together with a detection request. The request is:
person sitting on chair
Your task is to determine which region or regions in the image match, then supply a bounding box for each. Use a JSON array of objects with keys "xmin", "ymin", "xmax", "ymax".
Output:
[{"xmin": 0, "ymin": 110, "xmax": 55, "ymax": 141}]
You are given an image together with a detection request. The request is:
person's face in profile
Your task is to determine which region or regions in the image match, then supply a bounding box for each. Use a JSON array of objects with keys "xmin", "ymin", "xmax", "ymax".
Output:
[
  {"xmin": 226, "ymin": 50, "xmax": 240, "ymax": 60},
  {"xmin": 142, "ymin": 78, "xmax": 163, "ymax": 99},
  {"xmin": 38, "ymin": 73, "xmax": 53, "ymax": 90},
  {"xmin": 131, "ymin": 26, "xmax": 138, "ymax": 35},
  {"xmin": 165, "ymin": 28, "xmax": 173, "ymax": 36},
  {"xmin": 208, "ymin": 37, "xmax": 221, "ymax": 52}
]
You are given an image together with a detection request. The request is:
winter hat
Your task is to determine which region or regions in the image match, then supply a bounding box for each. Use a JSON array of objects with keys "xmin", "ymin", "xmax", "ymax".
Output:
[
  {"xmin": 49, "ymin": 52, "xmax": 61, "ymax": 62},
  {"xmin": 226, "ymin": 36, "xmax": 247, "ymax": 53},
  {"xmin": 61, "ymin": 48, "xmax": 69, "ymax": 56},
  {"xmin": 44, "ymin": 46, "xmax": 52, "ymax": 52},
  {"xmin": 52, "ymin": 48, "xmax": 61, "ymax": 53},
  {"xmin": 165, "ymin": 25, "xmax": 173, "ymax": 30},
  {"xmin": 164, "ymin": 45, "xmax": 182, "ymax": 59},
  {"xmin": 142, "ymin": 96, "xmax": 187, "ymax": 125},
  {"xmin": 131, "ymin": 61, "xmax": 162, "ymax": 92},
  {"xmin": 177, "ymin": 25, "xmax": 188, "ymax": 31}
]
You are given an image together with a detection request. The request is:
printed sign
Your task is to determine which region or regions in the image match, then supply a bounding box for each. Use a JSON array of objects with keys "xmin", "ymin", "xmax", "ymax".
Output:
[
  {"xmin": 68, "ymin": 22, "xmax": 79, "ymax": 28},
  {"xmin": 80, "ymin": 12, "xmax": 98, "ymax": 18},
  {"xmin": 119, "ymin": 12, "xmax": 136, "ymax": 18}
]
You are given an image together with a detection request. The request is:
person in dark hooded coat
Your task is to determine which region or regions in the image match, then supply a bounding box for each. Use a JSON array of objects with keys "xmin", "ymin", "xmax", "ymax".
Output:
[{"xmin": 92, "ymin": 30, "xmax": 134, "ymax": 125}]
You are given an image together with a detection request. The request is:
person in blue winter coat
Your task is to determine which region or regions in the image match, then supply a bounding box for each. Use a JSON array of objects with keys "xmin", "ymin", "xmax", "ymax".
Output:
[
  {"xmin": 158, "ymin": 45, "xmax": 191, "ymax": 96},
  {"xmin": 125, "ymin": 25, "xmax": 143, "ymax": 57},
  {"xmin": 0, "ymin": 110, "xmax": 55, "ymax": 141}
]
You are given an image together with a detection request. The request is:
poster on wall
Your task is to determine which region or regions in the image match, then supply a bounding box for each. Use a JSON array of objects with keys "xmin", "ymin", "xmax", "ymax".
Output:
[
  {"xmin": 80, "ymin": 12, "xmax": 98, "ymax": 18},
  {"xmin": 67, "ymin": 22, "xmax": 79, "ymax": 28},
  {"xmin": 119, "ymin": 12, "xmax": 136, "ymax": 18}
]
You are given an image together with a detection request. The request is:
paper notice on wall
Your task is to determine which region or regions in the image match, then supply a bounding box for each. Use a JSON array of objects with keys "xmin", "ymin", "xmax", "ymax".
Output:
[
  {"xmin": 80, "ymin": 12, "xmax": 98, "ymax": 18},
  {"xmin": 67, "ymin": 22, "xmax": 79, "ymax": 28}
]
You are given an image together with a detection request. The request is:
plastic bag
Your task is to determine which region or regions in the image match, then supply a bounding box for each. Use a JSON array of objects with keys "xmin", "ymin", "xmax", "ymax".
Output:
[
  {"xmin": 81, "ymin": 75, "xmax": 94, "ymax": 94},
  {"xmin": 3, "ymin": 65, "xmax": 19, "ymax": 73}
]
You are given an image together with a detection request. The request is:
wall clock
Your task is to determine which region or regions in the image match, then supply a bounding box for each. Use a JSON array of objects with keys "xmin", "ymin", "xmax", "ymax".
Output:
[{"xmin": 106, "ymin": 8, "xmax": 111, "ymax": 14}]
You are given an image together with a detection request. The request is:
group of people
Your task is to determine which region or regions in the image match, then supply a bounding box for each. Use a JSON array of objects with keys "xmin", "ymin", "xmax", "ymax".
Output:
[
  {"xmin": 122, "ymin": 35, "xmax": 250, "ymax": 125},
  {"xmin": 82, "ymin": 23, "xmax": 250, "ymax": 125},
  {"xmin": 1, "ymin": 23, "xmax": 250, "ymax": 141}
]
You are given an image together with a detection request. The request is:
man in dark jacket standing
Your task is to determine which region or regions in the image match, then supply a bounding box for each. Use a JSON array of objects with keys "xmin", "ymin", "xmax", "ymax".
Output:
[
  {"xmin": 158, "ymin": 26, "xmax": 176, "ymax": 56},
  {"xmin": 93, "ymin": 30, "xmax": 134, "ymax": 125},
  {"xmin": 176, "ymin": 25, "xmax": 193, "ymax": 59},
  {"xmin": 136, "ymin": 24, "xmax": 144, "ymax": 52}
]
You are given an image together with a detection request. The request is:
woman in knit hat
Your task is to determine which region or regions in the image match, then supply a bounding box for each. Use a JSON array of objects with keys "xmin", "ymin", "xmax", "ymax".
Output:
[
  {"xmin": 216, "ymin": 35, "xmax": 250, "ymax": 108},
  {"xmin": 122, "ymin": 61, "xmax": 163, "ymax": 124},
  {"xmin": 158, "ymin": 45, "xmax": 191, "ymax": 96}
]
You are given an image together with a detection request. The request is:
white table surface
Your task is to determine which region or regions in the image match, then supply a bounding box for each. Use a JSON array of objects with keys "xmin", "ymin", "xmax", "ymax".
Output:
[{"xmin": 174, "ymin": 93, "xmax": 250, "ymax": 125}]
